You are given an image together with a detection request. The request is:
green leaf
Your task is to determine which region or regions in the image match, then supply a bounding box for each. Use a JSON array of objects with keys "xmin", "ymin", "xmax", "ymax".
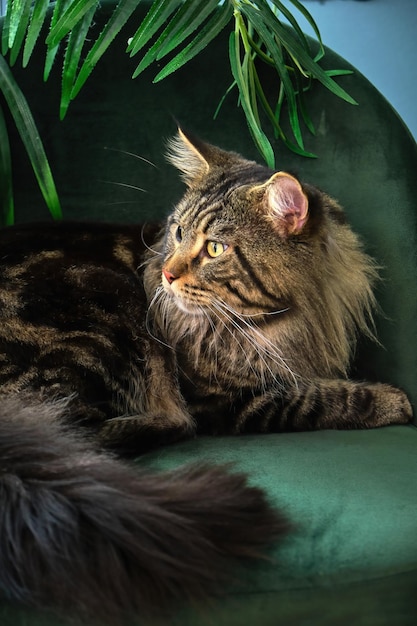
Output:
[
  {"xmin": 251, "ymin": 58, "xmax": 282, "ymax": 138},
  {"xmin": 241, "ymin": 4, "xmax": 305, "ymax": 149},
  {"xmin": 274, "ymin": 81, "xmax": 285, "ymax": 139},
  {"xmin": 131, "ymin": 26, "xmax": 170, "ymax": 77},
  {"xmin": 155, "ymin": 0, "xmax": 219, "ymax": 59},
  {"xmin": 247, "ymin": 57, "xmax": 261, "ymax": 130},
  {"xmin": 23, "ymin": 0, "xmax": 51, "ymax": 68},
  {"xmin": 0, "ymin": 103, "xmax": 15, "ymax": 226},
  {"xmin": 7, "ymin": 0, "xmax": 29, "ymax": 48},
  {"xmin": 279, "ymin": 0, "xmax": 324, "ymax": 60},
  {"xmin": 131, "ymin": 3, "xmax": 189, "ymax": 78},
  {"xmin": 1, "ymin": 2, "xmax": 11, "ymax": 56},
  {"xmin": 8, "ymin": 0, "xmax": 32, "ymax": 65},
  {"xmin": 288, "ymin": 37, "xmax": 357, "ymax": 104},
  {"xmin": 296, "ymin": 75, "xmax": 316, "ymax": 136},
  {"xmin": 255, "ymin": 3, "xmax": 357, "ymax": 105},
  {"xmin": 44, "ymin": 0, "xmax": 73, "ymax": 82},
  {"xmin": 71, "ymin": 0, "xmax": 140, "ymax": 100},
  {"xmin": 131, "ymin": 0, "xmax": 218, "ymax": 78},
  {"xmin": 229, "ymin": 30, "xmax": 275, "ymax": 168},
  {"xmin": 127, "ymin": 0, "xmax": 181, "ymax": 56},
  {"xmin": 253, "ymin": 63, "xmax": 316, "ymax": 158},
  {"xmin": 280, "ymin": 134, "xmax": 316, "ymax": 158},
  {"xmin": 325, "ymin": 68, "xmax": 354, "ymax": 77},
  {"xmin": 46, "ymin": 0, "xmax": 98, "ymax": 48},
  {"xmin": 260, "ymin": 0, "xmax": 312, "ymax": 56},
  {"xmin": 214, "ymin": 79, "xmax": 237, "ymax": 120},
  {"xmin": 0, "ymin": 55, "xmax": 62, "ymax": 220},
  {"xmin": 154, "ymin": 2, "xmax": 233, "ymax": 82},
  {"xmin": 60, "ymin": 4, "xmax": 97, "ymax": 119}
]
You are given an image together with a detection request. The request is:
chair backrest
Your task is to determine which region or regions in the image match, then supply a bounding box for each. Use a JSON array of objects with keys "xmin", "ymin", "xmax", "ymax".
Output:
[{"xmin": 4, "ymin": 4, "xmax": 417, "ymax": 417}]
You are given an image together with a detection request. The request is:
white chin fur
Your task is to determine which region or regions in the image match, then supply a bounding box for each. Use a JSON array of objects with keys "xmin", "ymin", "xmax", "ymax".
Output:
[
  {"xmin": 172, "ymin": 297, "xmax": 205, "ymax": 316},
  {"xmin": 162, "ymin": 281, "xmax": 205, "ymax": 316}
]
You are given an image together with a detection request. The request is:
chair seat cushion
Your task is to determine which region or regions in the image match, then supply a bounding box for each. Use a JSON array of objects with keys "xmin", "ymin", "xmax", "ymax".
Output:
[{"xmin": 138, "ymin": 426, "xmax": 417, "ymax": 625}]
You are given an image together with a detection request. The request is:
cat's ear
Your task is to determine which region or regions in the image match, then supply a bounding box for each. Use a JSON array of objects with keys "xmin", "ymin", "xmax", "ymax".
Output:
[
  {"xmin": 166, "ymin": 128, "xmax": 210, "ymax": 187},
  {"xmin": 254, "ymin": 172, "xmax": 309, "ymax": 237}
]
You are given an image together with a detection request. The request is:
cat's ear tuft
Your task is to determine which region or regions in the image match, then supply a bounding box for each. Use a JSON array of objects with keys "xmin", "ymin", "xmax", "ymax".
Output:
[
  {"xmin": 166, "ymin": 128, "xmax": 210, "ymax": 187},
  {"xmin": 255, "ymin": 172, "xmax": 309, "ymax": 237}
]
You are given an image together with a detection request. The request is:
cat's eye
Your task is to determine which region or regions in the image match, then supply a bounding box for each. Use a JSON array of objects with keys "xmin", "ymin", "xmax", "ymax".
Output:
[
  {"xmin": 206, "ymin": 241, "xmax": 227, "ymax": 258},
  {"xmin": 175, "ymin": 225, "xmax": 183, "ymax": 242}
]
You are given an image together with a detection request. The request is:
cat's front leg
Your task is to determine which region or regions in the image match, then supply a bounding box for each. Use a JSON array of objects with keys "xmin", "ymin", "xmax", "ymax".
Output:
[
  {"xmin": 233, "ymin": 380, "xmax": 413, "ymax": 434},
  {"xmin": 99, "ymin": 348, "xmax": 196, "ymax": 453}
]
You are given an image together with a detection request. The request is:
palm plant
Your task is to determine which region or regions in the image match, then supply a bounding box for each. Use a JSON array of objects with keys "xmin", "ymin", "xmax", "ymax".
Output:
[{"xmin": 0, "ymin": 0, "xmax": 356, "ymax": 224}]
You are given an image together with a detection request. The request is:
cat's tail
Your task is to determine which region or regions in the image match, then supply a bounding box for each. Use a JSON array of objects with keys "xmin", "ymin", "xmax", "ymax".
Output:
[{"xmin": 0, "ymin": 395, "xmax": 289, "ymax": 623}]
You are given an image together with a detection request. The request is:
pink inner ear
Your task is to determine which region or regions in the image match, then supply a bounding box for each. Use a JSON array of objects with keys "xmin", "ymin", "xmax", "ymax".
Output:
[{"xmin": 267, "ymin": 174, "xmax": 309, "ymax": 236}]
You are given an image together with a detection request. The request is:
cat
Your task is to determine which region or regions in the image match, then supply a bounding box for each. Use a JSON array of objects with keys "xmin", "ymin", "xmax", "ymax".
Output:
[{"xmin": 0, "ymin": 129, "xmax": 412, "ymax": 624}]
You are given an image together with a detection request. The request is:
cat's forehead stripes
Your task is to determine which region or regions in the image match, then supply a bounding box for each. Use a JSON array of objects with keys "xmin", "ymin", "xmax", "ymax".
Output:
[
  {"xmin": 177, "ymin": 197, "xmax": 224, "ymax": 233},
  {"xmin": 197, "ymin": 206, "xmax": 226, "ymax": 234},
  {"xmin": 175, "ymin": 167, "xmax": 263, "ymax": 229},
  {"xmin": 189, "ymin": 233, "xmax": 207, "ymax": 259}
]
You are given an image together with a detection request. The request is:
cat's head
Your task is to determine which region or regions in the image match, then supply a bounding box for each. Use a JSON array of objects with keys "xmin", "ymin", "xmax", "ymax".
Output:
[
  {"xmin": 161, "ymin": 129, "xmax": 336, "ymax": 317},
  {"xmin": 145, "ymin": 129, "xmax": 377, "ymax": 378}
]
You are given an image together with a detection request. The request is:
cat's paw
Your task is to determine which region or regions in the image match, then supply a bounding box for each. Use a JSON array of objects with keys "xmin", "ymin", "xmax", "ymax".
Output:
[
  {"xmin": 99, "ymin": 411, "xmax": 195, "ymax": 453},
  {"xmin": 371, "ymin": 384, "xmax": 413, "ymax": 426}
]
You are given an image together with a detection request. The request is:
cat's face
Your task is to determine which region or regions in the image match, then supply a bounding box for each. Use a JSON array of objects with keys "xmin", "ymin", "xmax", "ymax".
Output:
[{"xmin": 160, "ymin": 130, "xmax": 310, "ymax": 319}]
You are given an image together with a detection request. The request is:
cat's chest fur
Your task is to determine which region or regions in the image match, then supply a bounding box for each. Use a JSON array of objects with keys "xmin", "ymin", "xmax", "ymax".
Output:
[
  {"xmin": 143, "ymin": 250, "xmax": 288, "ymax": 421},
  {"xmin": 176, "ymin": 322, "xmax": 282, "ymax": 392},
  {"xmin": 143, "ymin": 283, "xmax": 291, "ymax": 432}
]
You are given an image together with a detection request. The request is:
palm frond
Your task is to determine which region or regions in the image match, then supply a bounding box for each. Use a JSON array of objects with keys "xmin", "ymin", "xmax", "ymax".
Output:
[
  {"xmin": 0, "ymin": 0, "xmax": 357, "ymax": 223},
  {"xmin": 22, "ymin": 0, "xmax": 50, "ymax": 67},
  {"xmin": 153, "ymin": 1, "xmax": 233, "ymax": 82},
  {"xmin": 0, "ymin": 102, "xmax": 14, "ymax": 226},
  {"xmin": 0, "ymin": 54, "xmax": 62, "ymax": 221}
]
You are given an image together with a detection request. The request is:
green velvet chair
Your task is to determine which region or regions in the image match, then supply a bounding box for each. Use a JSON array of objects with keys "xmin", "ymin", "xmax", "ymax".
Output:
[{"xmin": 1, "ymin": 4, "xmax": 416, "ymax": 625}]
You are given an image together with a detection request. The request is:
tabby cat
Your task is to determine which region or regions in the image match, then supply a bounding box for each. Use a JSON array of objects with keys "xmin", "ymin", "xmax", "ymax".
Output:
[{"xmin": 0, "ymin": 129, "xmax": 412, "ymax": 623}]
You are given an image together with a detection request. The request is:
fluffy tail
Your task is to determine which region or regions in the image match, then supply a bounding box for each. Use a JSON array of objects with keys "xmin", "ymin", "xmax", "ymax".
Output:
[{"xmin": 0, "ymin": 396, "xmax": 289, "ymax": 623}]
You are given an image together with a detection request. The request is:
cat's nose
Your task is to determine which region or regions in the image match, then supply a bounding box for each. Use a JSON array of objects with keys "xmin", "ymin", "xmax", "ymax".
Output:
[{"xmin": 162, "ymin": 268, "xmax": 177, "ymax": 285}]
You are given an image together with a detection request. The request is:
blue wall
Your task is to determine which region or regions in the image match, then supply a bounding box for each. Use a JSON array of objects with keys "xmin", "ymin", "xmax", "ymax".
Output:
[{"xmin": 287, "ymin": 0, "xmax": 417, "ymax": 140}]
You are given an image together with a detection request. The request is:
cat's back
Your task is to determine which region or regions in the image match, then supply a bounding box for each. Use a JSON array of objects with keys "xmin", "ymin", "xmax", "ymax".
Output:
[
  {"xmin": 0, "ymin": 220, "xmax": 162, "ymax": 412},
  {"xmin": 0, "ymin": 220, "xmax": 160, "ymax": 322},
  {"xmin": 0, "ymin": 219, "xmax": 167, "ymax": 324}
]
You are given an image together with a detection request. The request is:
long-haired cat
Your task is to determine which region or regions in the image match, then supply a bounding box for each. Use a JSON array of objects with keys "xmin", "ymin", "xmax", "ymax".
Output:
[{"xmin": 0, "ymin": 129, "xmax": 412, "ymax": 623}]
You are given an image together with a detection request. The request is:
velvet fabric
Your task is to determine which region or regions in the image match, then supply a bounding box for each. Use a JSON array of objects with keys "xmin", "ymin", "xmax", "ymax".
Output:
[{"xmin": 1, "ymin": 2, "xmax": 416, "ymax": 624}]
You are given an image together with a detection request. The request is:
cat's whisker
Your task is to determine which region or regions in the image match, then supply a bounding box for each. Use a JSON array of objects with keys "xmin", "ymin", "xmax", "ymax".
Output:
[
  {"xmin": 103, "ymin": 146, "xmax": 158, "ymax": 169},
  {"xmin": 212, "ymin": 299, "xmax": 297, "ymax": 388},
  {"xmin": 100, "ymin": 180, "xmax": 149, "ymax": 193},
  {"xmin": 238, "ymin": 307, "xmax": 291, "ymax": 318},
  {"xmin": 147, "ymin": 287, "xmax": 211, "ymax": 358},
  {"xmin": 146, "ymin": 287, "xmax": 174, "ymax": 350},
  {"xmin": 102, "ymin": 200, "xmax": 144, "ymax": 206},
  {"xmin": 209, "ymin": 300, "xmax": 282, "ymax": 391},
  {"xmin": 194, "ymin": 306, "xmax": 222, "ymax": 378},
  {"xmin": 207, "ymin": 304, "xmax": 259, "ymax": 386},
  {"xmin": 202, "ymin": 308, "xmax": 222, "ymax": 349},
  {"xmin": 216, "ymin": 300, "xmax": 287, "ymax": 359},
  {"xmin": 141, "ymin": 224, "xmax": 163, "ymax": 257}
]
